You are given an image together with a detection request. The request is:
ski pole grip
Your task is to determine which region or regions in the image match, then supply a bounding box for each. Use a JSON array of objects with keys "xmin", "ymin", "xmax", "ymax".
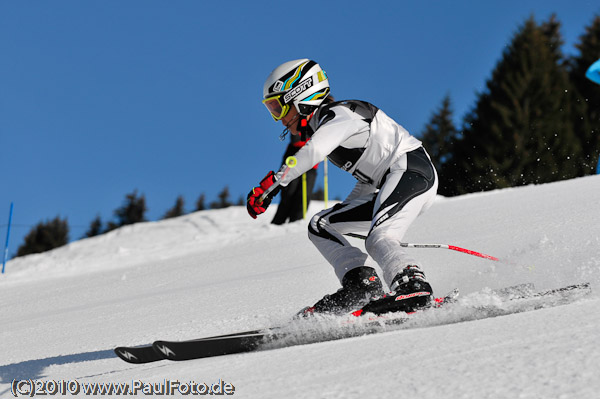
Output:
[{"xmin": 285, "ymin": 156, "xmax": 298, "ymax": 168}]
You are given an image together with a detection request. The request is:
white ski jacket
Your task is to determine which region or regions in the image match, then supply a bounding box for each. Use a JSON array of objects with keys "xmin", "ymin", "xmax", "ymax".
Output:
[{"xmin": 275, "ymin": 100, "xmax": 423, "ymax": 197}]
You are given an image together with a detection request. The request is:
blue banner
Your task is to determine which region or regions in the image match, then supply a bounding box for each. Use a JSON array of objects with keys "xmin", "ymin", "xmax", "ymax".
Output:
[{"xmin": 586, "ymin": 59, "xmax": 600, "ymax": 85}]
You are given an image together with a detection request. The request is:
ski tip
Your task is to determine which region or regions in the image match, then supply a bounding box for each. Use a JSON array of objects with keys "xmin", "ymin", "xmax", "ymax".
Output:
[
  {"xmin": 114, "ymin": 347, "xmax": 133, "ymax": 363},
  {"xmin": 114, "ymin": 347, "xmax": 145, "ymax": 364}
]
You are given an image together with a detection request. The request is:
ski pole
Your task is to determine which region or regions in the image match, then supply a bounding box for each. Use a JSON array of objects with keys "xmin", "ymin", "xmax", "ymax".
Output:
[
  {"xmin": 323, "ymin": 158, "xmax": 328, "ymax": 208},
  {"xmin": 301, "ymin": 172, "xmax": 307, "ymax": 219},
  {"xmin": 344, "ymin": 232, "xmax": 499, "ymax": 261},
  {"xmin": 258, "ymin": 156, "xmax": 298, "ymax": 204}
]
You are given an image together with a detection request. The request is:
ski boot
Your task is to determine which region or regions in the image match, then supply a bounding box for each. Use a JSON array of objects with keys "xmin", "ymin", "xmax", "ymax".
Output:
[
  {"xmin": 298, "ymin": 266, "xmax": 384, "ymax": 317},
  {"xmin": 356, "ymin": 265, "xmax": 433, "ymax": 316}
]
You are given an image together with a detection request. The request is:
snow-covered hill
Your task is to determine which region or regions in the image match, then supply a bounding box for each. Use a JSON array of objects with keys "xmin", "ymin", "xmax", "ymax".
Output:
[{"xmin": 1, "ymin": 176, "xmax": 599, "ymax": 398}]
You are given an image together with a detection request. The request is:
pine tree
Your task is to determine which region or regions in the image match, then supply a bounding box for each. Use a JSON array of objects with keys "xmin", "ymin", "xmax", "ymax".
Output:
[
  {"xmin": 444, "ymin": 15, "xmax": 581, "ymax": 194},
  {"xmin": 195, "ymin": 194, "xmax": 206, "ymax": 211},
  {"xmin": 209, "ymin": 187, "xmax": 232, "ymax": 209},
  {"xmin": 420, "ymin": 95, "xmax": 458, "ymax": 195},
  {"xmin": 84, "ymin": 215, "xmax": 103, "ymax": 238},
  {"xmin": 163, "ymin": 196, "xmax": 185, "ymax": 219},
  {"xmin": 568, "ymin": 15, "xmax": 600, "ymax": 174},
  {"xmin": 16, "ymin": 216, "xmax": 69, "ymax": 257},
  {"xmin": 106, "ymin": 190, "xmax": 147, "ymax": 231}
]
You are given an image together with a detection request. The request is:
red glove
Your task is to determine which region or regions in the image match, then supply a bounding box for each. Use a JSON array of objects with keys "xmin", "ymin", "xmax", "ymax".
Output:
[{"xmin": 247, "ymin": 171, "xmax": 279, "ymax": 219}]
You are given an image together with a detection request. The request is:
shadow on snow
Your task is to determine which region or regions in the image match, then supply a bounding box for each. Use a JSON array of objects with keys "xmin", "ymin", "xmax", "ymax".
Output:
[{"xmin": 0, "ymin": 349, "xmax": 115, "ymax": 383}]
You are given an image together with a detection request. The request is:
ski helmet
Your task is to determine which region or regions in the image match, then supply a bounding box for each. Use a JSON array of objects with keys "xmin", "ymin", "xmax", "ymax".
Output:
[{"xmin": 262, "ymin": 59, "xmax": 330, "ymax": 121}]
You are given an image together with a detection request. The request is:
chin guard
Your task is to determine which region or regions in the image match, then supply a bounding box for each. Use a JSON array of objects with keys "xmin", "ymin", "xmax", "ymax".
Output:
[{"xmin": 279, "ymin": 114, "xmax": 313, "ymax": 142}]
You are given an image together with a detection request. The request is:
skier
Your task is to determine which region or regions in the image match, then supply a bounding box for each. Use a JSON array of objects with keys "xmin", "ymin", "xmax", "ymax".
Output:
[{"xmin": 247, "ymin": 59, "xmax": 438, "ymax": 316}]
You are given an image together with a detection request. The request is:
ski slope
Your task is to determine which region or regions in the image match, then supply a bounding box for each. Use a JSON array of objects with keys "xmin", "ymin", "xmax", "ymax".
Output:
[{"xmin": 1, "ymin": 175, "xmax": 599, "ymax": 398}]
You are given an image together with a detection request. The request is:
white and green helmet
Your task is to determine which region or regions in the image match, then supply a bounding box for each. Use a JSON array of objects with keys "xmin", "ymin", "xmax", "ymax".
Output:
[{"xmin": 262, "ymin": 59, "xmax": 330, "ymax": 120}]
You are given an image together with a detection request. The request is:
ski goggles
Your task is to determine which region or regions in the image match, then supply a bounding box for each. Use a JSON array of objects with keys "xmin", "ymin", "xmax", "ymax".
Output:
[{"xmin": 262, "ymin": 94, "xmax": 290, "ymax": 121}]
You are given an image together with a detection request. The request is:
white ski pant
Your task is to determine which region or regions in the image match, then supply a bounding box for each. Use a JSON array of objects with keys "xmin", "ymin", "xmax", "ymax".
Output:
[{"xmin": 308, "ymin": 147, "xmax": 438, "ymax": 286}]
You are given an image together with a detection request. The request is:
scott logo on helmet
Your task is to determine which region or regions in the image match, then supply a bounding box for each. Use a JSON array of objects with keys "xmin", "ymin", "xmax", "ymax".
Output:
[{"xmin": 284, "ymin": 77, "xmax": 313, "ymax": 104}]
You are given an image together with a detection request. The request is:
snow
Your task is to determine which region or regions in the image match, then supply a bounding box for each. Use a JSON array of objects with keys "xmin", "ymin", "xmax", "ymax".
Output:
[{"xmin": 1, "ymin": 175, "xmax": 599, "ymax": 398}]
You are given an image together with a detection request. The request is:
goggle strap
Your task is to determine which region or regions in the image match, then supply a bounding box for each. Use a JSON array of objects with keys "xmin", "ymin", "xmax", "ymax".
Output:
[{"xmin": 279, "ymin": 128, "xmax": 289, "ymax": 141}]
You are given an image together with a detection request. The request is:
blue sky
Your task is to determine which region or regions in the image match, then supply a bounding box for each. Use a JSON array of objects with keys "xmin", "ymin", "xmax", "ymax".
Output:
[{"xmin": 1, "ymin": 1, "xmax": 599, "ymax": 256}]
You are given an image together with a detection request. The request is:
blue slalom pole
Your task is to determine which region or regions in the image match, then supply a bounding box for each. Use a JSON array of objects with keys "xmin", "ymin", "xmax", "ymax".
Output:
[{"xmin": 2, "ymin": 202, "xmax": 14, "ymax": 274}]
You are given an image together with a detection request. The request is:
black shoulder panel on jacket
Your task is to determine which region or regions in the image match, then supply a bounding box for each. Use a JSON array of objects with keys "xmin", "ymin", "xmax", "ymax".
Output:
[{"xmin": 315, "ymin": 100, "xmax": 379, "ymax": 129}]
